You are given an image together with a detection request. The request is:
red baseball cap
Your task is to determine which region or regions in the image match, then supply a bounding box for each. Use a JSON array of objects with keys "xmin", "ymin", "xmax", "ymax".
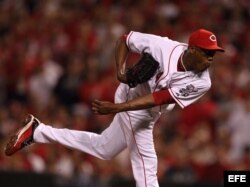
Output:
[{"xmin": 188, "ymin": 29, "xmax": 224, "ymax": 52}]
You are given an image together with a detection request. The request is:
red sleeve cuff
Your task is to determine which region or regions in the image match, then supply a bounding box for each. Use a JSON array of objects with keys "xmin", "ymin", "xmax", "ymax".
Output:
[
  {"xmin": 152, "ymin": 89, "xmax": 175, "ymax": 105},
  {"xmin": 121, "ymin": 34, "xmax": 128, "ymax": 41}
]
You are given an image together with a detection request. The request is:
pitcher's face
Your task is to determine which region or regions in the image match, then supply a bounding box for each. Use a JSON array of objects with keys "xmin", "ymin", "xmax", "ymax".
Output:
[{"xmin": 185, "ymin": 46, "xmax": 217, "ymax": 73}]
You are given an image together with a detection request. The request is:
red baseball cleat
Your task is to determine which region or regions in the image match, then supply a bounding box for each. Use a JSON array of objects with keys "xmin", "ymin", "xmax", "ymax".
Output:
[{"xmin": 4, "ymin": 114, "xmax": 40, "ymax": 156}]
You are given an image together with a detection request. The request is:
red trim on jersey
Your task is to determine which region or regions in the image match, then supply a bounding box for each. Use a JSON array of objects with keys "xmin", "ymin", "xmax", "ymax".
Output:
[
  {"xmin": 121, "ymin": 34, "xmax": 128, "ymax": 41},
  {"xmin": 177, "ymin": 53, "xmax": 186, "ymax": 72},
  {"xmin": 152, "ymin": 89, "xmax": 175, "ymax": 105},
  {"xmin": 169, "ymin": 88, "xmax": 185, "ymax": 108},
  {"xmin": 153, "ymin": 44, "xmax": 187, "ymax": 92},
  {"xmin": 127, "ymin": 31, "xmax": 134, "ymax": 51}
]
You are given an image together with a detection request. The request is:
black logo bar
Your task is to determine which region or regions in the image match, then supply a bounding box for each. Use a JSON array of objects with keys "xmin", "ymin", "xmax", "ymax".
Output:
[{"xmin": 224, "ymin": 171, "xmax": 250, "ymax": 186}]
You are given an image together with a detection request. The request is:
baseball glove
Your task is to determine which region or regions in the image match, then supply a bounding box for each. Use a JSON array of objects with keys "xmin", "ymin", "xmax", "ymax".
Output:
[{"xmin": 126, "ymin": 53, "xmax": 160, "ymax": 88}]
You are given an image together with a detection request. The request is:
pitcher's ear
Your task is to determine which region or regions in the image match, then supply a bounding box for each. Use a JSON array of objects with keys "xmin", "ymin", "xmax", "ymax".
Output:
[{"xmin": 188, "ymin": 46, "xmax": 196, "ymax": 53}]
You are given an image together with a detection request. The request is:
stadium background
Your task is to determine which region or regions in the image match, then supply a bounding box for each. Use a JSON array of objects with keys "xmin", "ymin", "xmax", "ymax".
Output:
[{"xmin": 0, "ymin": 0, "xmax": 250, "ymax": 187}]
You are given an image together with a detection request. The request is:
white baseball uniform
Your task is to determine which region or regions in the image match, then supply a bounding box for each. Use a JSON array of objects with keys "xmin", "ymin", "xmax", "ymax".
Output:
[{"xmin": 33, "ymin": 31, "xmax": 211, "ymax": 187}]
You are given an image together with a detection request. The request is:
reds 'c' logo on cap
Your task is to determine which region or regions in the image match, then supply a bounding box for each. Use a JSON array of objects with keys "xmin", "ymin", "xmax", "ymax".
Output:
[
  {"xmin": 209, "ymin": 35, "xmax": 217, "ymax": 42},
  {"xmin": 188, "ymin": 29, "xmax": 225, "ymax": 52}
]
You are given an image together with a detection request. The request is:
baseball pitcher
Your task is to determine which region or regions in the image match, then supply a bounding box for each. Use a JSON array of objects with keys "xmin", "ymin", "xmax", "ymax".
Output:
[{"xmin": 5, "ymin": 29, "xmax": 224, "ymax": 187}]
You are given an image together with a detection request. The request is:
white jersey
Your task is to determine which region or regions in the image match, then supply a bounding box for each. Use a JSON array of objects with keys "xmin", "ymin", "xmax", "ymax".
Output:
[{"xmin": 122, "ymin": 31, "xmax": 211, "ymax": 114}]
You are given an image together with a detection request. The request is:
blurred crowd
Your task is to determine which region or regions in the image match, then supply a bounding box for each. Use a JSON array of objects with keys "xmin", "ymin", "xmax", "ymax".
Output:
[{"xmin": 0, "ymin": 0, "xmax": 250, "ymax": 186}]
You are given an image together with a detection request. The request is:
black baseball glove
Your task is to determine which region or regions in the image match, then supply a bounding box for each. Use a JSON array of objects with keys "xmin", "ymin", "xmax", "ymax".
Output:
[{"xmin": 126, "ymin": 53, "xmax": 160, "ymax": 88}]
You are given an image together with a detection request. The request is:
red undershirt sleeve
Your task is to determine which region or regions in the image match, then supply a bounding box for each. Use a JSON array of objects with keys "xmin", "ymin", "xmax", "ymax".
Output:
[
  {"xmin": 152, "ymin": 89, "xmax": 176, "ymax": 105},
  {"xmin": 121, "ymin": 34, "xmax": 128, "ymax": 41}
]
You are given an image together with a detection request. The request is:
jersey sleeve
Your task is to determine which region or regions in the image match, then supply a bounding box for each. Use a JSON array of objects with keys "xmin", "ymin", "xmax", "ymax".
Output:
[
  {"xmin": 168, "ymin": 73, "xmax": 211, "ymax": 108},
  {"xmin": 126, "ymin": 31, "xmax": 168, "ymax": 54}
]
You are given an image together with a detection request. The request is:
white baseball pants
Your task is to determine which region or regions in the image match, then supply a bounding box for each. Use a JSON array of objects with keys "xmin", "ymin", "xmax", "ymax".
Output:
[{"xmin": 34, "ymin": 111, "xmax": 159, "ymax": 187}]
